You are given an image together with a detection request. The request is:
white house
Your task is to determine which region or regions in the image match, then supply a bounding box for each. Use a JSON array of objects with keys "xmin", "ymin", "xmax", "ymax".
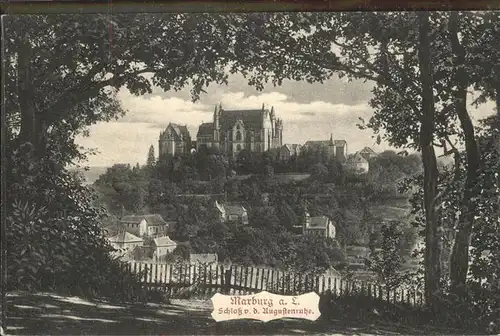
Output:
[
  {"xmin": 120, "ymin": 214, "xmax": 175, "ymax": 237},
  {"xmin": 302, "ymin": 209, "xmax": 336, "ymax": 239},
  {"xmin": 345, "ymin": 152, "xmax": 370, "ymax": 173},
  {"xmin": 152, "ymin": 236, "xmax": 177, "ymax": 259},
  {"xmin": 215, "ymin": 200, "xmax": 249, "ymax": 224},
  {"xmin": 107, "ymin": 231, "xmax": 144, "ymax": 256}
]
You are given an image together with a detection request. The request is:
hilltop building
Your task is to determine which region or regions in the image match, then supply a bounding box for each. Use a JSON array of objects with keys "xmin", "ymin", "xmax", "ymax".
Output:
[
  {"xmin": 359, "ymin": 146, "xmax": 378, "ymax": 161},
  {"xmin": 303, "ymin": 135, "xmax": 347, "ymax": 162},
  {"xmin": 345, "ymin": 152, "xmax": 370, "ymax": 173},
  {"xmin": 278, "ymin": 144, "xmax": 302, "ymax": 161},
  {"xmin": 158, "ymin": 123, "xmax": 192, "ymax": 157},
  {"xmin": 196, "ymin": 103, "xmax": 283, "ymax": 156}
]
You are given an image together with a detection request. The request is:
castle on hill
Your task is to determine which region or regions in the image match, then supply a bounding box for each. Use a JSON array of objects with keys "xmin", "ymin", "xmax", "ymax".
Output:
[
  {"xmin": 156, "ymin": 102, "xmax": 372, "ymax": 171},
  {"xmin": 159, "ymin": 103, "xmax": 283, "ymax": 157}
]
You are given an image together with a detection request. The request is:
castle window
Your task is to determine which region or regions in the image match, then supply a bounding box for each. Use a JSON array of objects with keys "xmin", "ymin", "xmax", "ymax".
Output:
[
  {"xmin": 255, "ymin": 144, "xmax": 261, "ymax": 152},
  {"xmin": 236, "ymin": 144, "xmax": 242, "ymax": 151},
  {"xmin": 236, "ymin": 131, "xmax": 242, "ymax": 141}
]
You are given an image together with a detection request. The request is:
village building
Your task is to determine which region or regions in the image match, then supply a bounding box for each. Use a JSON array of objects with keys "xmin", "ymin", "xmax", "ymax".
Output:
[
  {"xmin": 345, "ymin": 152, "xmax": 370, "ymax": 173},
  {"xmin": 215, "ymin": 200, "xmax": 249, "ymax": 224},
  {"xmin": 196, "ymin": 103, "xmax": 283, "ymax": 157},
  {"xmin": 277, "ymin": 144, "xmax": 302, "ymax": 161},
  {"xmin": 158, "ymin": 123, "xmax": 192, "ymax": 157},
  {"xmin": 303, "ymin": 135, "xmax": 347, "ymax": 162},
  {"xmin": 120, "ymin": 214, "xmax": 174, "ymax": 238},
  {"xmin": 359, "ymin": 146, "xmax": 378, "ymax": 161},
  {"xmin": 152, "ymin": 236, "xmax": 178, "ymax": 259},
  {"xmin": 302, "ymin": 209, "xmax": 336, "ymax": 239},
  {"xmin": 107, "ymin": 231, "xmax": 144, "ymax": 255}
]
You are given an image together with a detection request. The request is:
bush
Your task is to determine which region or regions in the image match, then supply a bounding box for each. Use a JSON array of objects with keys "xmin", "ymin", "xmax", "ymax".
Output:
[
  {"xmin": 5, "ymin": 147, "xmax": 155, "ymax": 303},
  {"xmin": 318, "ymin": 284, "xmax": 500, "ymax": 334}
]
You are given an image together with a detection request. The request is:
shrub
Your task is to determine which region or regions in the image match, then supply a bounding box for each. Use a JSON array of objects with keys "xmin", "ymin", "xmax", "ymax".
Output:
[{"xmin": 5, "ymin": 147, "xmax": 154, "ymax": 303}]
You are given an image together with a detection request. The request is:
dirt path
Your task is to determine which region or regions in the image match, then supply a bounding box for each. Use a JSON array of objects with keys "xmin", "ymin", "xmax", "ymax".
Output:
[{"xmin": 4, "ymin": 292, "xmax": 464, "ymax": 335}]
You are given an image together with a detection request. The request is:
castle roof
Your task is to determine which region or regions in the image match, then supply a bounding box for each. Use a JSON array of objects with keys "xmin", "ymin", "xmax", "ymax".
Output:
[
  {"xmin": 219, "ymin": 109, "xmax": 265, "ymax": 131},
  {"xmin": 197, "ymin": 122, "xmax": 213, "ymax": 137},
  {"xmin": 164, "ymin": 123, "xmax": 190, "ymax": 139},
  {"xmin": 304, "ymin": 140, "xmax": 333, "ymax": 148}
]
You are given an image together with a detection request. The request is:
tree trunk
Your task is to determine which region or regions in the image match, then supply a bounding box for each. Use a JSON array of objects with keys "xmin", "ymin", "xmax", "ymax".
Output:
[
  {"xmin": 417, "ymin": 11, "xmax": 442, "ymax": 307},
  {"xmin": 448, "ymin": 11, "xmax": 481, "ymax": 293},
  {"xmin": 17, "ymin": 39, "xmax": 38, "ymax": 151}
]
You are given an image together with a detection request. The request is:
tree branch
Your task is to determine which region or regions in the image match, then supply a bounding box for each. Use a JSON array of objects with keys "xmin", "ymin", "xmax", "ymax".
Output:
[{"xmin": 42, "ymin": 66, "xmax": 156, "ymax": 119}]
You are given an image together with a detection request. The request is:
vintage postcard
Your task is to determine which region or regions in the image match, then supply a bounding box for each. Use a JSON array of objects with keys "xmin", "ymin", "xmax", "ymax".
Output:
[{"xmin": 1, "ymin": 2, "xmax": 500, "ymax": 336}]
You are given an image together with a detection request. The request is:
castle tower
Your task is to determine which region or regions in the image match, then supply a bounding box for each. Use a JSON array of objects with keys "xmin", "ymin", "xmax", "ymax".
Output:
[
  {"xmin": 158, "ymin": 130, "xmax": 164, "ymax": 158},
  {"xmin": 276, "ymin": 118, "xmax": 283, "ymax": 147},
  {"xmin": 213, "ymin": 104, "xmax": 220, "ymax": 148},
  {"xmin": 270, "ymin": 106, "xmax": 276, "ymax": 137}
]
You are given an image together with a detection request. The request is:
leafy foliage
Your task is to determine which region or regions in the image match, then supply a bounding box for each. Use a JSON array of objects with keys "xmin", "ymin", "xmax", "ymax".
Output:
[{"xmin": 367, "ymin": 221, "xmax": 405, "ymax": 290}]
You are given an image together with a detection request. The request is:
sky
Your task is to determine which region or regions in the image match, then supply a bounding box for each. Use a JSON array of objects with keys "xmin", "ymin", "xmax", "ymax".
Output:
[{"xmin": 75, "ymin": 72, "xmax": 497, "ymax": 168}]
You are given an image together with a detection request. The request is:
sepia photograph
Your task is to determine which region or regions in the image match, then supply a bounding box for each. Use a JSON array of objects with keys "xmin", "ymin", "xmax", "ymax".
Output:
[{"xmin": 1, "ymin": 4, "xmax": 500, "ymax": 335}]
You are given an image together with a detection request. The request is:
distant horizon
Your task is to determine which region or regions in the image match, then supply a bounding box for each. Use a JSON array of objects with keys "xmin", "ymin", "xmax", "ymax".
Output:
[{"xmin": 75, "ymin": 73, "xmax": 496, "ymax": 167}]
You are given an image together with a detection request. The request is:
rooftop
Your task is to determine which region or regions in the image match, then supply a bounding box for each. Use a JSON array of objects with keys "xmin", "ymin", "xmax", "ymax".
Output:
[
  {"xmin": 219, "ymin": 109, "xmax": 265, "ymax": 131},
  {"xmin": 153, "ymin": 236, "xmax": 177, "ymax": 247},
  {"xmin": 120, "ymin": 214, "xmax": 170, "ymax": 226},
  {"xmin": 224, "ymin": 204, "xmax": 247, "ymax": 216},
  {"xmin": 197, "ymin": 122, "xmax": 213, "ymax": 137},
  {"xmin": 108, "ymin": 231, "xmax": 143, "ymax": 243},
  {"xmin": 347, "ymin": 152, "xmax": 369, "ymax": 163},
  {"xmin": 169, "ymin": 123, "xmax": 190, "ymax": 139},
  {"xmin": 307, "ymin": 215, "xmax": 331, "ymax": 228}
]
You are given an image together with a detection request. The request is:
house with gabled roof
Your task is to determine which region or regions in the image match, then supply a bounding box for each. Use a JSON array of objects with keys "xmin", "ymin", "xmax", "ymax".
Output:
[
  {"xmin": 278, "ymin": 144, "xmax": 302, "ymax": 161},
  {"xmin": 303, "ymin": 134, "xmax": 347, "ymax": 162},
  {"xmin": 108, "ymin": 231, "xmax": 144, "ymax": 255},
  {"xmin": 359, "ymin": 146, "xmax": 378, "ymax": 161},
  {"xmin": 345, "ymin": 151, "xmax": 370, "ymax": 173},
  {"xmin": 215, "ymin": 200, "xmax": 249, "ymax": 225},
  {"xmin": 301, "ymin": 208, "xmax": 336, "ymax": 239},
  {"xmin": 120, "ymin": 214, "xmax": 175, "ymax": 238},
  {"xmin": 152, "ymin": 236, "xmax": 178, "ymax": 259},
  {"xmin": 159, "ymin": 122, "xmax": 192, "ymax": 157}
]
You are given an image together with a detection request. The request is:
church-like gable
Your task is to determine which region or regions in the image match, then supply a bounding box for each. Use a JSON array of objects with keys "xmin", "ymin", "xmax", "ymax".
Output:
[
  {"xmin": 158, "ymin": 122, "xmax": 192, "ymax": 157},
  {"xmin": 196, "ymin": 103, "xmax": 283, "ymax": 156}
]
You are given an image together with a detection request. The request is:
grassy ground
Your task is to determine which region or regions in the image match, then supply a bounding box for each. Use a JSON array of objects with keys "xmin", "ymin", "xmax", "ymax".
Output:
[{"xmin": 4, "ymin": 292, "xmax": 474, "ymax": 336}]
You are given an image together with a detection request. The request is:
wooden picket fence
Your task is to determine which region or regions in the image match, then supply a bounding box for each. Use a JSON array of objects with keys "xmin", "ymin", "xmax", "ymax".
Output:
[{"xmin": 126, "ymin": 261, "xmax": 425, "ymax": 306}]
